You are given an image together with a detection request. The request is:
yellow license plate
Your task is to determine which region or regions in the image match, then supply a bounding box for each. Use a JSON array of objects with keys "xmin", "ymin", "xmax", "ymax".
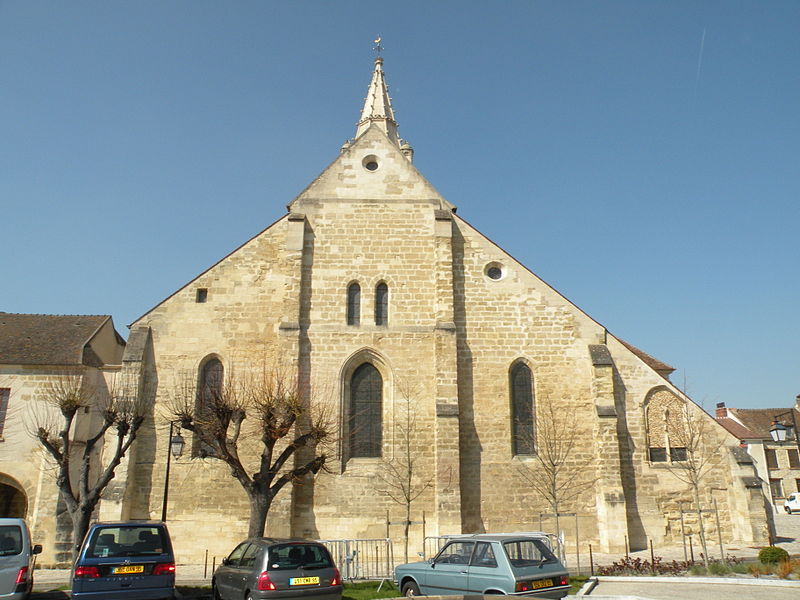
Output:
[
  {"xmin": 290, "ymin": 577, "xmax": 320, "ymax": 586},
  {"xmin": 112, "ymin": 565, "xmax": 144, "ymax": 575},
  {"xmin": 532, "ymin": 579, "xmax": 553, "ymax": 589}
]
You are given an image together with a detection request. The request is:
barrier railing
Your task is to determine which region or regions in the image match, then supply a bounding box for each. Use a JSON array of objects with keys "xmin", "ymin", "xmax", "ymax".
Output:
[{"xmin": 317, "ymin": 538, "xmax": 395, "ymax": 581}]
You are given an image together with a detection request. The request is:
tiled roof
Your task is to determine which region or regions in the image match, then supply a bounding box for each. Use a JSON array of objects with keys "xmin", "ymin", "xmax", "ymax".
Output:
[
  {"xmin": 619, "ymin": 339, "xmax": 675, "ymax": 375},
  {"xmin": 715, "ymin": 416, "xmax": 761, "ymax": 440},
  {"xmin": 730, "ymin": 406, "xmax": 800, "ymax": 439},
  {"xmin": 0, "ymin": 313, "xmax": 109, "ymax": 366}
]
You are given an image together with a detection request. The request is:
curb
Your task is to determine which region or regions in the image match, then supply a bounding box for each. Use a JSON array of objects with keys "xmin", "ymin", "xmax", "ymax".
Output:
[{"xmin": 593, "ymin": 575, "xmax": 800, "ymax": 587}]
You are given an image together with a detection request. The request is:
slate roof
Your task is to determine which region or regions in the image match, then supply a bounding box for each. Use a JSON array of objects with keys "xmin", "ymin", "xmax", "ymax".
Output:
[{"xmin": 0, "ymin": 313, "xmax": 110, "ymax": 367}]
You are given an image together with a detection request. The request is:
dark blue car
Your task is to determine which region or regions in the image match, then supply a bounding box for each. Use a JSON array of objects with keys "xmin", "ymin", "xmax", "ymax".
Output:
[{"xmin": 71, "ymin": 521, "xmax": 175, "ymax": 600}]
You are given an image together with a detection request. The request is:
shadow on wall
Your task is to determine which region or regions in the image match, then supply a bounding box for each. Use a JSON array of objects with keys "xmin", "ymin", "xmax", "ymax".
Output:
[{"xmin": 452, "ymin": 224, "xmax": 484, "ymax": 534}]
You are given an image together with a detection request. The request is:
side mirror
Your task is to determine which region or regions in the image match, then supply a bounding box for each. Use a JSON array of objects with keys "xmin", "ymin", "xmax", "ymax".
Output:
[
  {"xmin": 221, "ymin": 557, "xmax": 229, "ymax": 566},
  {"xmin": 32, "ymin": 544, "xmax": 42, "ymax": 555}
]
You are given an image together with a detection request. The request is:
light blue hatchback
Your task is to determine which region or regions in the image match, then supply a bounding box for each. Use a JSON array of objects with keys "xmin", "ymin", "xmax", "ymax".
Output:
[{"xmin": 394, "ymin": 534, "xmax": 569, "ymax": 599}]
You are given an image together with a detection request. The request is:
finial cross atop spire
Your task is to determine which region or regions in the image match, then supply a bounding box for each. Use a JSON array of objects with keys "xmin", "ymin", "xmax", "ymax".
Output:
[{"xmin": 373, "ymin": 36, "xmax": 383, "ymax": 56}]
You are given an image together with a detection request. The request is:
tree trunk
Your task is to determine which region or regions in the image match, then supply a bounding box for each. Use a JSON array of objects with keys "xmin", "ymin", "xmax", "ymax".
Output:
[
  {"xmin": 70, "ymin": 505, "xmax": 94, "ymax": 563},
  {"xmin": 248, "ymin": 491, "xmax": 273, "ymax": 538},
  {"xmin": 403, "ymin": 503, "xmax": 411, "ymax": 564},
  {"xmin": 693, "ymin": 486, "xmax": 710, "ymax": 569}
]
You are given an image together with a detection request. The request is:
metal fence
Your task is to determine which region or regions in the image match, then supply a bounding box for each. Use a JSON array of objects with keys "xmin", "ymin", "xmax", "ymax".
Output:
[{"xmin": 317, "ymin": 538, "xmax": 395, "ymax": 581}]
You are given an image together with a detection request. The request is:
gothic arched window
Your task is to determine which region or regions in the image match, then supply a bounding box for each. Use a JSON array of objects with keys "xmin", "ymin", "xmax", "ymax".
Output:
[
  {"xmin": 347, "ymin": 283, "xmax": 361, "ymax": 326},
  {"xmin": 349, "ymin": 363, "xmax": 382, "ymax": 458},
  {"xmin": 195, "ymin": 357, "xmax": 223, "ymax": 457},
  {"xmin": 510, "ymin": 362, "xmax": 535, "ymax": 456},
  {"xmin": 375, "ymin": 282, "xmax": 388, "ymax": 326}
]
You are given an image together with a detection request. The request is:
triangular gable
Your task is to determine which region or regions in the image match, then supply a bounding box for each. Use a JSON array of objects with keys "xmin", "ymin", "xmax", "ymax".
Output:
[{"xmin": 289, "ymin": 124, "xmax": 455, "ymax": 210}]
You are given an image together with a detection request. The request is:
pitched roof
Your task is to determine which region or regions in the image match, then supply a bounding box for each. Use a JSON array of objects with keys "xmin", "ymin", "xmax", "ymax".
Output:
[
  {"xmin": 728, "ymin": 406, "xmax": 800, "ymax": 439},
  {"xmin": 0, "ymin": 313, "xmax": 110, "ymax": 367},
  {"xmin": 715, "ymin": 416, "xmax": 761, "ymax": 440},
  {"xmin": 618, "ymin": 339, "xmax": 675, "ymax": 375}
]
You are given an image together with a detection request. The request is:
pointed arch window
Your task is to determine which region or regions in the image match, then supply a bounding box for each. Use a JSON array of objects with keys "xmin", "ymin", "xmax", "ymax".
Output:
[
  {"xmin": 195, "ymin": 357, "xmax": 223, "ymax": 457},
  {"xmin": 347, "ymin": 283, "xmax": 361, "ymax": 326},
  {"xmin": 375, "ymin": 282, "xmax": 388, "ymax": 326},
  {"xmin": 511, "ymin": 362, "xmax": 535, "ymax": 456},
  {"xmin": 349, "ymin": 363, "xmax": 382, "ymax": 458}
]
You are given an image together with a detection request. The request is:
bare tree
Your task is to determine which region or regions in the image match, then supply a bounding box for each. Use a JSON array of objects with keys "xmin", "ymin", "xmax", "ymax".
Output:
[
  {"xmin": 516, "ymin": 396, "xmax": 595, "ymax": 537},
  {"xmin": 29, "ymin": 372, "xmax": 149, "ymax": 560},
  {"xmin": 377, "ymin": 379, "xmax": 435, "ymax": 563},
  {"xmin": 170, "ymin": 360, "xmax": 333, "ymax": 538},
  {"xmin": 663, "ymin": 402, "xmax": 717, "ymax": 568}
]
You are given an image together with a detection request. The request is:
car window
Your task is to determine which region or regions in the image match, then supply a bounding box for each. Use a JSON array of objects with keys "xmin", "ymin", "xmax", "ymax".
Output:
[
  {"xmin": 227, "ymin": 542, "xmax": 250, "ymax": 567},
  {"xmin": 267, "ymin": 543, "xmax": 333, "ymax": 570},
  {"xmin": 503, "ymin": 539, "xmax": 557, "ymax": 568},
  {"xmin": 0, "ymin": 526, "xmax": 22, "ymax": 556},
  {"xmin": 434, "ymin": 541, "xmax": 475, "ymax": 565},
  {"xmin": 240, "ymin": 543, "xmax": 260, "ymax": 568},
  {"xmin": 86, "ymin": 526, "xmax": 166, "ymax": 558},
  {"xmin": 470, "ymin": 542, "xmax": 497, "ymax": 568}
]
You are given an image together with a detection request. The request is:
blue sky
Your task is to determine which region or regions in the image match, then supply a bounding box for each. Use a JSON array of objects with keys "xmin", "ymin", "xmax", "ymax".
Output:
[{"xmin": 1, "ymin": 1, "xmax": 797, "ymax": 410}]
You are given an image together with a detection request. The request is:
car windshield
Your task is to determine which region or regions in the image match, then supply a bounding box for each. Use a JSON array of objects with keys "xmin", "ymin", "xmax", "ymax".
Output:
[
  {"xmin": 0, "ymin": 526, "xmax": 22, "ymax": 556},
  {"xmin": 267, "ymin": 543, "xmax": 333, "ymax": 571},
  {"xmin": 503, "ymin": 539, "xmax": 558, "ymax": 569},
  {"xmin": 86, "ymin": 526, "xmax": 166, "ymax": 558}
]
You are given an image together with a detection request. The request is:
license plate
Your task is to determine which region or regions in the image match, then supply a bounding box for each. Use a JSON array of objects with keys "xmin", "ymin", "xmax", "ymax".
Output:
[
  {"xmin": 112, "ymin": 565, "xmax": 144, "ymax": 575},
  {"xmin": 532, "ymin": 579, "xmax": 553, "ymax": 589},
  {"xmin": 289, "ymin": 576, "xmax": 319, "ymax": 586}
]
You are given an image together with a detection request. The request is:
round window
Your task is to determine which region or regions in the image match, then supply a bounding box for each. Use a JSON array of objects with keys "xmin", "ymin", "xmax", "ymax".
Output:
[
  {"xmin": 484, "ymin": 262, "xmax": 505, "ymax": 281},
  {"xmin": 362, "ymin": 155, "xmax": 380, "ymax": 172}
]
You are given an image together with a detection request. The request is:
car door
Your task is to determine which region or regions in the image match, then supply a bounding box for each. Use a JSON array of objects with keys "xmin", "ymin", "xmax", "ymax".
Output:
[
  {"xmin": 424, "ymin": 541, "xmax": 474, "ymax": 595},
  {"xmin": 466, "ymin": 542, "xmax": 506, "ymax": 594},
  {"xmin": 216, "ymin": 542, "xmax": 250, "ymax": 600}
]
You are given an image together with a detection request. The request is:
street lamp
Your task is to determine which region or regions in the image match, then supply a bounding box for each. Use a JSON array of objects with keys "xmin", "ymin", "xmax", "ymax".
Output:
[{"xmin": 161, "ymin": 421, "xmax": 185, "ymax": 522}]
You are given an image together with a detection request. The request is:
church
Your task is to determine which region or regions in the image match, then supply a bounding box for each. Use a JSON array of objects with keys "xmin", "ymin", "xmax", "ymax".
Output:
[{"xmin": 4, "ymin": 54, "xmax": 771, "ymax": 565}]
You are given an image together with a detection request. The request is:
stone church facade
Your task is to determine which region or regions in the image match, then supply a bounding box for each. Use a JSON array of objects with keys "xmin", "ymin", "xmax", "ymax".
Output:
[{"xmin": 94, "ymin": 57, "xmax": 770, "ymax": 562}]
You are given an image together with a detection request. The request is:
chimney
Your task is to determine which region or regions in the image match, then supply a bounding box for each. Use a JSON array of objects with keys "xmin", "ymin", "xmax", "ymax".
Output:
[
  {"xmin": 795, "ymin": 394, "xmax": 800, "ymax": 412},
  {"xmin": 715, "ymin": 402, "xmax": 728, "ymax": 418}
]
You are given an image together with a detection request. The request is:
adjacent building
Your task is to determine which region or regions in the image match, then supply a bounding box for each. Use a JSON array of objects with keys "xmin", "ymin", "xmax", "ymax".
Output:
[{"xmin": 716, "ymin": 397, "xmax": 800, "ymax": 510}]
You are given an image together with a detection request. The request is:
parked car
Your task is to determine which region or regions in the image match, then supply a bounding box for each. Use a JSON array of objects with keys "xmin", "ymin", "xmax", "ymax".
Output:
[
  {"xmin": 0, "ymin": 518, "xmax": 42, "ymax": 600},
  {"xmin": 395, "ymin": 534, "xmax": 569, "ymax": 599},
  {"xmin": 71, "ymin": 521, "xmax": 175, "ymax": 600},
  {"xmin": 785, "ymin": 492, "xmax": 800, "ymax": 514},
  {"xmin": 212, "ymin": 538, "xmax": 342, "ymax": 600}
]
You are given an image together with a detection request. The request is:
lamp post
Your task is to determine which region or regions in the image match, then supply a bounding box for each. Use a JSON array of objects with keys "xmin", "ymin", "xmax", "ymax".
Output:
[{"xmin": 161, "ymin": 421, "xmax": 185, "ymax": 522}]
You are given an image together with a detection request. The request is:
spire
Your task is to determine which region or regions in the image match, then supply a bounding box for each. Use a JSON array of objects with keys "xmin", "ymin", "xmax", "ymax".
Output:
[{"xmin": 356, "ymin": 55, "xmax": 400, "ymax": 145}]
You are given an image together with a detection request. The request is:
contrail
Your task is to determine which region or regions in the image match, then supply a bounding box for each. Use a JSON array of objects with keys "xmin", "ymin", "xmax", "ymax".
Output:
[{"xmin": 694, "ymin": 27, "xmax": 706, "ymax": 96}]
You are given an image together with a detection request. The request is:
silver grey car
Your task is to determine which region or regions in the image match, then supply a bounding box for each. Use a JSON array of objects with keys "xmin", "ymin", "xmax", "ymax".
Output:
[
  {"xmin": 0, "ymin": 518, "xmax": 42, "ymax": 600},
  {"xmin": 213, "ymin": 539, "xmax": 342, "ymax": 600}
]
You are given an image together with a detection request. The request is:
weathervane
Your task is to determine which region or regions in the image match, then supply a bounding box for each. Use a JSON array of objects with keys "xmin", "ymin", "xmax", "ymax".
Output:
[{"xmin": 373, "ymin": 36, "xmax": 383, "ymax": 57}]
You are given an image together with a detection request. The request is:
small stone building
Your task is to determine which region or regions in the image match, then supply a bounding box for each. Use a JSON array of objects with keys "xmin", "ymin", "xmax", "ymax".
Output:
[{"xmin": 0, "ymin": 313, "xmax": 125, "ymax": 564}]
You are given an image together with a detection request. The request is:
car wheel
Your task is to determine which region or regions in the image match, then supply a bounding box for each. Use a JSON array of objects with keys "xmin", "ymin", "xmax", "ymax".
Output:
[
  {"xmin": 786, "ymin": 507, "xmax": 792, "ymax": 514},
  {"xmin": 402, "ymin": 581, "xmax": 421, "ymax": 597},
  {"xmin": 212, "ymin": 580, "xmax": 222, "ymax": 600}
]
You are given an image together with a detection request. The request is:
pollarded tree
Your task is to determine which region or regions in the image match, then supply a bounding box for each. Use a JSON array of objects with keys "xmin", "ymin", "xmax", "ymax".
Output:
[
  {"xmin": 170, "ymin": 360, "xmax": 333, "ymax": 538},
  {"xmin": 30, "ymin": 372, "xmax": 150, "ymax": 560}
]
